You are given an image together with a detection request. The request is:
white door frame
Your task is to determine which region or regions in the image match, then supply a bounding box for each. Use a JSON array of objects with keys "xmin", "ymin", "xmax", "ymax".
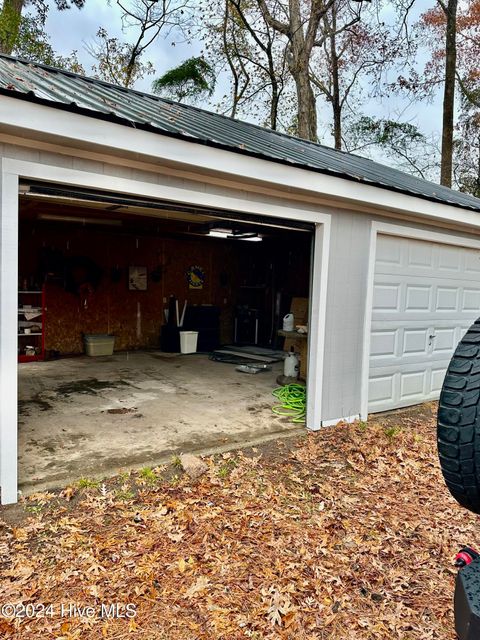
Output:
[
  {"xmin": 0, "ymin": 158, "xmax": 331, "ymax": 503},
  {"xmin": 0, "ymin": 163, "xmax": 19, "ymax": 505},
  {"xmin": 360, "ymin": 220, "xmax": 480, "ymax": 420}
]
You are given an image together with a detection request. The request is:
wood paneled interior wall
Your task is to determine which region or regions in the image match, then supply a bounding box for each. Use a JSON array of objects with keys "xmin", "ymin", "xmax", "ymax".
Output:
[{"xmin": 19, "ymin": 218, "xmax": 311, "ymax": 354}]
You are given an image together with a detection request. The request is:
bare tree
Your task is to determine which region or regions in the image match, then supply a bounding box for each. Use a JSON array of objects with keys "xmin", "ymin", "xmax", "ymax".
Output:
[
  {"xmin": 200, "ymin": 0, "xmax": 399, "ymax": 144},
  {"xmin": 454, "ymin": 76, "xmax": 480, "ymax": 196},
  {"xmin": 87, "ymin": 0, "xmax": 192, "ymax": 88},
  {"xmin": 256, "ymin": 0, "xmax": 336, "ymax": 141},
  {"xmin": 228, "ymin": 0, "xmax": 286, "ymax": 128},
  {"xmin": 86, "ymin": 27, "xmax": 154, "ymax": 87},
  {"xmin": 309, "ymin": 0, "xmax": 366, "ymax": 149},
  {"xmin": 393, "ymin": 0, "xmax": 460, "ymax": 187},
  {"xmin": 119, "ymin": 0, "xmax": 192, "ymax": 86},
  {"xmin": 219, "ymin": 0, "xmax": 251, "ymax": 119},
  {"xmin": 199, "ymin": 0, "xmax": 288, "ymax": 128}
]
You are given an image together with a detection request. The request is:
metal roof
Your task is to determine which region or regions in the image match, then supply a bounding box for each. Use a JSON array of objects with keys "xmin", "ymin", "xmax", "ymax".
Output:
[{"xmin": 1, "ymin": 53, "xmax": 479, "ymax": 213}]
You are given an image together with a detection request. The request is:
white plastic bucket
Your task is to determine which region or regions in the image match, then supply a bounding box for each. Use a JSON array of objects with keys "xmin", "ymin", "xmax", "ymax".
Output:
[
  {"xmin": 179, "ymin": 331, "xmax": 198, "ymax": 354},
  {"xmin": 283, "ymin": 313, "xmax": 294, "ymax": 332},
  {"xmin": 284, "ymin": 351, "xmax": 299, "ymax": 378}
]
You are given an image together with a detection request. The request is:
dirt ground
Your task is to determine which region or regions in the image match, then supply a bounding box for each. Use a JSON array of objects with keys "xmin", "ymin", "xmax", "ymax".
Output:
[{"xmin": 1, "ymin": 401, "xmax": 477, "ymax": 639}]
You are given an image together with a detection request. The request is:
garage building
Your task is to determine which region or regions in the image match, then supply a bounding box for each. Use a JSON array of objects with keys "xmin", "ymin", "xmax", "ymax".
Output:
[{"xmin": 2, "ymin": 54, "xmax": 480, "ymax": 503}]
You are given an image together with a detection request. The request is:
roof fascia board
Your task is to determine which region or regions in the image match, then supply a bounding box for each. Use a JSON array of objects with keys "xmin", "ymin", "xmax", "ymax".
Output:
[{"xmin": 0, "ymin": 96, "xmax": 479, "ymax": 229}]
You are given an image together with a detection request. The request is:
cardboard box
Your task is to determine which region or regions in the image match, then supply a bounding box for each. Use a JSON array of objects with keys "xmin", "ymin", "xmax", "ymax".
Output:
[
  {"xmin": 284, "ymin": 297, "xmax": 309, "ymax": 354},
  {"xmin": 290, "ymin": 297, "xmax": 308, "ymax": 325}
]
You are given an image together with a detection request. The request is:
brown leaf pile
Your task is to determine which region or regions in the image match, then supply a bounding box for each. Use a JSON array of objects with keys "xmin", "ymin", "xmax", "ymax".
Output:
[{"xmin": 1, "ymin": 403, "xmax": 478, "ymax": 639}]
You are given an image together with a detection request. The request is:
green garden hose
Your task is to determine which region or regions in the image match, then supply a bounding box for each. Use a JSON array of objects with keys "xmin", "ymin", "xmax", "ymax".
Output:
[{"xmin": 272, "ymin": 384, "xmax": 306, "ymax": 424}]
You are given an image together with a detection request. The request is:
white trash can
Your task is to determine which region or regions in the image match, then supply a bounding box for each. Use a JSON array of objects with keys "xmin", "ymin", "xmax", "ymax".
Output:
[{"xmin": 179, "ymin": 331, "xmax": 198, "ymax": 354}]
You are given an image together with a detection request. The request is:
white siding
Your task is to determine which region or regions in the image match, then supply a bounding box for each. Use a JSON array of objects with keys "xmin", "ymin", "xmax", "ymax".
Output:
[{"xmin": 321, "ymin": 210, "xmax": 371, "ymax": 420}]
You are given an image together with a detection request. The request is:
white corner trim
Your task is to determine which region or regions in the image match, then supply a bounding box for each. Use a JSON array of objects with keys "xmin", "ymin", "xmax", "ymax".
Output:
[
  {"xmin": 321, "ymin": 414, "xmax": 360, "ymax": 428},
  {"xmin": 2, "ymin": 97, "xmax": 480, "ymax": 230},
  {"xmin": 0, "ymin": 168, "xmax": 19, "ymax": 505},
  {"xmin": 306, "ymin": 221, "xmax": 331, "ymax": 430},
  {"xmin": 360, "ymin": 223, "xmax": 378, "ymax": 421},
  {"xmin": 359, "ymin": 220, "xmax": 480, "ymax": 420}
]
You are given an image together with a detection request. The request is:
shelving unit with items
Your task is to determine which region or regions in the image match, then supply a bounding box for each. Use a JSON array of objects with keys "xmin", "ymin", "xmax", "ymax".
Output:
[{"xmin": 18, "ymin": 288, "xmax": 46, "ymax": 363}]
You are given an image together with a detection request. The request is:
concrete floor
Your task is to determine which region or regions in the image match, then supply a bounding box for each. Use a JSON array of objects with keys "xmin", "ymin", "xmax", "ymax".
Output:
[{"xmin": 18, "ymin": 352, "xmax": 300, "ymax": 492}]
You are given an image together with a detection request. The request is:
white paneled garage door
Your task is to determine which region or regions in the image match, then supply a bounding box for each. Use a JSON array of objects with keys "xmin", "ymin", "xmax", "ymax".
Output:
[{"xmin": 368, "ymin": 234, "xmax": 480, "ymax": 412}]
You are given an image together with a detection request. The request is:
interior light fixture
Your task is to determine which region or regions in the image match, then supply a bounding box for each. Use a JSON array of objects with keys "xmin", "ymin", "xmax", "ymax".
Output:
[
  {"xmin": 207, "ymin": 225, "xmax": 263, "ymax": 241},
  {"xmin": 208, "ymin": 230, "xmax": 230, "ymax": 238},
  {"xmin": 37, "ymin": 213, "xmax": 122, "ymax": 226},
  {"xmin": 208, "ymin": 229, "xmax": 263, "ymax": 242}
]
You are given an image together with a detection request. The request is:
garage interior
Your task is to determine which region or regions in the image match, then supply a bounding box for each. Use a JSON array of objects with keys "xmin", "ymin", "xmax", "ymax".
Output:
[{"xmin": 17, "ymin": 183, "xmax": 312, "ymax": 492}]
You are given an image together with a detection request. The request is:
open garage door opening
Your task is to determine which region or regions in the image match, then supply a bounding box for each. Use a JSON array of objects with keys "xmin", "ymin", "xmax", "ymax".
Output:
[{"xmin": 17, "ymin": 183, "xmax": 314, "ymax": 493}]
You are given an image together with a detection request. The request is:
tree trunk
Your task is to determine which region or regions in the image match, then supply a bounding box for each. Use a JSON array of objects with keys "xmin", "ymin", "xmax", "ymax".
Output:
[
  {"xmin": 287, "ymin": 0, "xmax": 317, "ymax": 141},
  {"xmin": 0, "ymin": 0, "xmax": 24, "ymax": 55},
  {"xmin": 293, "ymin": 69, "xmax": 318, "ymax": 141},
  {"xmin": 270, "ymin": 76, "xmax": 279, "ymax": 130},
  {"xmin": 256, "ymin": 0, "xmax": 329, "ymax": 141},
  {"xmin": 476, "ymin": 134, "xmax": 480, "ymax": 197},
  {"xmin": 440, "ymin": 0, "xmax": 458, "ymax": 188},
  {"xmin": 329, "ymin": 9, "xmax": 341, "ymax": 150}
]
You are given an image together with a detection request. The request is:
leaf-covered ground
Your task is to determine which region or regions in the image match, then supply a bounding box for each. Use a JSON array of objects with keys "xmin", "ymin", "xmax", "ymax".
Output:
[{"xmin": 1, "ymin": 402, "xmax": 478, "ymax": 639}]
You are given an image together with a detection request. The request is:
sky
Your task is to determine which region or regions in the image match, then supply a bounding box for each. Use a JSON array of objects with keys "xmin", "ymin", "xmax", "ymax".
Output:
[
  {"xmin": 45, "ymin": 0, "xmax": 201, "ymax": 90},
  {"xmin": 43, "ymin": 0, "xmax": 444, "ymax": 168}
]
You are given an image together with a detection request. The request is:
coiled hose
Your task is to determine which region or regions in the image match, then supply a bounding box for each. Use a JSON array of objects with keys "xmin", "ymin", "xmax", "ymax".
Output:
[{"xmin": 272, "ymin": 384, "xmax": 306, "ymax": 424}]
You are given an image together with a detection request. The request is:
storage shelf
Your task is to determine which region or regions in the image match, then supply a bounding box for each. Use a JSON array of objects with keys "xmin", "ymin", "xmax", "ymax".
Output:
[
  {"xmin": 18, "ymin": 287, "xmax": 45, "ymax": 363},
  {"xmin": 18, "ymin": 354, "xmax": 42, "ymax": 363}
]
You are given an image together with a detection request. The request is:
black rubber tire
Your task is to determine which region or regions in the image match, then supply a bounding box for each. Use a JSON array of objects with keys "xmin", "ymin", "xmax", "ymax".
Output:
[{"xmin": 438, "ymin": 318, "xmax": 480, "ymax": 514}]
